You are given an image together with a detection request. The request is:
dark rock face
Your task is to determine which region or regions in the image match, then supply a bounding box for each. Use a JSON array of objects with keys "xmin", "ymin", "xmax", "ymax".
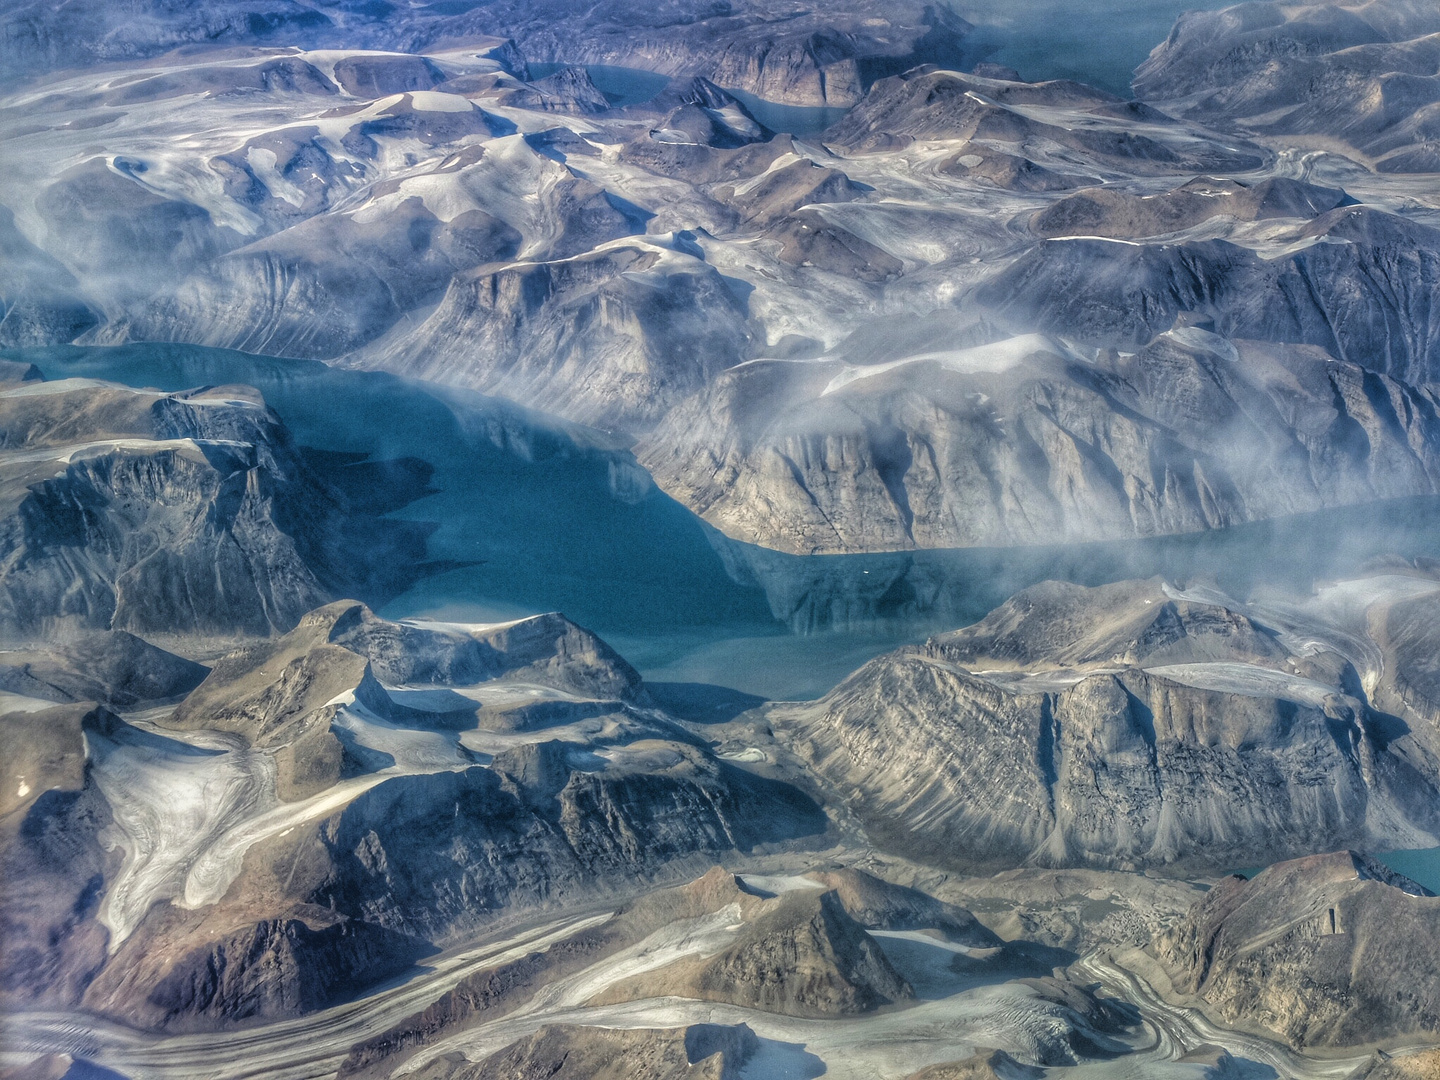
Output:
[
  {"xmin": 824, "ymin": 67, "xmax": 1261, "ymax": 172},
  {"xmin": 350, "ymin": 239, "xmax": 753, "ymax": 432},
  {"xmin": 640, "ymin": 328, "xmax": 1440, "ymax": 553},
  {"xmin": 807, "ymin": 867, "xmax": 1001, "ymax": 946},
  {"xmin": 1134, "ymin": 0, "xmax": 1440, "ymax": 172},
  {"xmin": 305, "ymin": 747, "xmax": 826, "ymax": 943},
  {"xmin": 670, "ymin": 888, "xmax": 913, "ymax": 1015},
  {"xmin": 1155, "ymin": 852, "xmax": 1440, "ymax": 1048},
  {"xmin": 419, "ymin": 1022, "xmax": 759, "ymax": 1080},
  {"xmin": 979, "ymin": 209, "xmax": 1440, "ymax": 388},
  {"xmin": 338, "ymin": 869, "xmax": 792, "ymax": 1077},
  {"xmin": 0, "ymin": 378, "xmax": 434, "ymax": 638},
  {"xmin": 0, "ymin": 706, "xmax": 116, "ymax": 1011},
  {"xmin": 83, "ymin": 907, "xmax": 432, "ymax": 1032},
  {"xmin": 905, "ymin": 1049, "xmax": 1045, "ymax": 1080},
  {"xmin": 595, "ymin": 886, "xmax": 913, "ymax": 1016}
]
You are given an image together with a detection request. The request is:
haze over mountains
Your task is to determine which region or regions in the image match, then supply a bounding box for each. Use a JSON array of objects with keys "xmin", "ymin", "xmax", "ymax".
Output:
[{"xmin": 6, "ymin": 0, "xmax": 1440, "ymax": 1078}]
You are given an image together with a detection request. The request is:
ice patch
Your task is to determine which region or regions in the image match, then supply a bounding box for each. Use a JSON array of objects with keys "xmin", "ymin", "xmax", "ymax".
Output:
[
  {"xmin": 406, "ymin": 91, "xmax": 476, "ymax": 114},
  {"xmin": 821, "ymin": 333, "xmax": 1080, "ymax": 396},
  {"xmin": 1143, "ymin": 662, "xmax": 1338, "ymax": 707}
]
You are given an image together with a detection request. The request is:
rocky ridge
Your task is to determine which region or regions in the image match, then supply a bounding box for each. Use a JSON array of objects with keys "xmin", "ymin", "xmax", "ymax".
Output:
[
  {"xmin": 1155, "ymin": 851, "xmax": 1440, "ymax": 1049},
  {"xmin": 769, "ymin": 575, "xmax": 1440, "ymax": 872}
]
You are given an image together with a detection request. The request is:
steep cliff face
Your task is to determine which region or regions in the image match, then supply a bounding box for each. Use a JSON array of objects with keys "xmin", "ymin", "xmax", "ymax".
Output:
[
  {"xmin": 82, "ymin": 907, "xmax": 431, "ymax": 1032},
  {"xmin": 775, "ymin": 656, "xmax": 1421, "ymax": 872},
  {"xmin": 640, "ymin": 329, "xmax": 1440, "ymax": 554},
  {"xmin": 595, "ymin": 888, "xmax": 913, "ymax": 1016},
  {"xmin": 824, "ymin": 67, "xmax": 1262, "ymax": 172},
  {"xmin": 297, "ymin": 745, "xmax": 826, "ymax": 945},
  {"xmin": 979, "ymin": 209, "xmax": 1440, "ymax": 389},
  {"xmin": 0, "ymin": 377, "xmax": 434, "ymax": 638},
  {"xmin": 1155, "ymin": 852, "xmax": 1440, "ymax": 1048},
  {"xmin": 770, "ymin": 577, "xmax": 1440, "ymax": 872},
  {"xmin": 1134, "ymin": 0, "xmax": 1440, "ymax": 172}
]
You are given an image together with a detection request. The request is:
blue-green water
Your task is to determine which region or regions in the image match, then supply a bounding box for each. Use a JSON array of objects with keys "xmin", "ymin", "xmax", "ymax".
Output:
[
  {"xmin": 10, "ymin": 343, "xmax": 1440, "ymax": 701},
  {"xmin": 528, "ymin": 63, "xmax": 672, "ymax": 109},
  {"xmin": 957, "ymin": 0, "xmax": 1233, "ymax": 98}
]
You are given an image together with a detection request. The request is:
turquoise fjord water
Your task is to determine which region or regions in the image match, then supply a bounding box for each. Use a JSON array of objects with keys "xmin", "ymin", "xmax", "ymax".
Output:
[
  {"xmin": 12, "ymin": 342, "xmax": 1440, "ymax": 702},
  {"xmin": 957, "ymin": 0, "xmax": 1232, "ymax": 97},
  {"xmin": 529, "ymin": 0, "xmax": 1233, "ymax": 137}
]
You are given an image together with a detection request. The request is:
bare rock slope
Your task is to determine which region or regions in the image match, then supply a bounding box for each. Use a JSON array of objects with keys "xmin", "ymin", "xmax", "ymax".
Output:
[{"xmin": 1156, "ymin": 851, "xmax": 1440, "ymax": 1048}]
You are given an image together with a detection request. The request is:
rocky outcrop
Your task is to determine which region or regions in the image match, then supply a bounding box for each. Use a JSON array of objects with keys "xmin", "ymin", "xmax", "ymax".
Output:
[
  {"xmin": 81, "ymin": 904, "xmax": 431, "ymax": 1032},
  {"xmin": 339, "ymin": 869, "xmax": 784, "ymax": 1077},
  {"xmin": 905, "ymin": 1050, "xmax": 1044, "ymax": 1080},
  {"xmin": 0, "ymin": 378, "xmax": 433, "ymax": 639},
  {"xmin": 806, "ymin": 867, "xmax": 1000, "ymax": 946},
  {"xmin": 0, "ymin": 705, "xmax": 117, "ymax": 1011},
  {"xmin": 640, "ymin": 328, "xmax": 1440, "ymax": 553},
  {"xmin": 420, "ymin": 1022, "xmax": 759, "ymax": 1080},
  {"xmin": 1134, "ymin": 0, "xmax": 1440, "ymax": 172},
  {"xmin": 164, "ymin": 598, "xmax": 644, "ymax": 798},
  {"xmin": 928, "ymin": 578, "xmax": 1294, "ymax": 673},
  {"xmin": 596, "ymin": 887, "xmax": 913, "ymax": 1016},
  {"xmin": 1351, "ymin": 1047, "xmax": 1440, "ymax": 1080},
  {"xmin": 293, "ymin": 745, "xmax": 825, "ymax": 944},
  {"xmin": 172, "ymin": 599, "xmax": 643, "ymax": 733},
  {"xmin": 769, "ymin": 579, "xmax": 1440, "ymax": 872},
  {"xmin": 1155, "ymin": 852, "xmax": 1440, "ymax": 1048},
  {"xmin": 1030, "ymin": 176, "xmax": 1352, "ymax": 240}
]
